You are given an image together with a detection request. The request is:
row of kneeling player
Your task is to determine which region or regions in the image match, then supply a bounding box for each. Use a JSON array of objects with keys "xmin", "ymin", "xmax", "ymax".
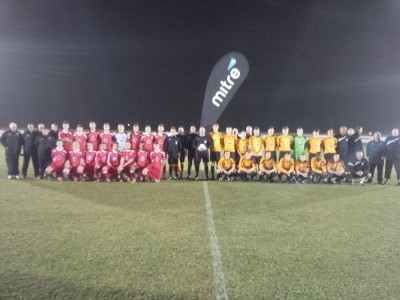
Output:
[
  {"xmin": 215, "ymin": 150, "xmax": 371, "ymax": 185},
  {"xmin": 45, "ymin": 140, "xmax": 167, "ymax": 183}
]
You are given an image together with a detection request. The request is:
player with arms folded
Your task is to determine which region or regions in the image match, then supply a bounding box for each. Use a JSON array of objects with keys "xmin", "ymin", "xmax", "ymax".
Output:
[
  {"xmin": 87, "ymin": 121, "xmax": 100, "ymax": 151},
  {"xmin": 100, "ymin": 122, "xmax": 115, "ymax": 151},
  {"xmin": 222, "ymin": 126, "xmax": 237, "ymax": 161},
  {"xmin": 58, "ymin": 121, "xmax": 74, "ymax": 152},
  {"xmin": 248, "ymin": 127, "xmax": 264, "ymax": 168},
  {"xmin": 141, "ymin": 125, "xmax": 155, "ymax": 153},
  {"xmin": 154, "ymin": 124, "xmax": 168, "ymax": 178},
  {"xmin": 277, "ymin": 126, "xmax": 293, "ymax": 160},
  {"xmin": 264, "ymin": 126, "xmax": 277, "ymax": 161},
  {"xmin": 236, "ymin": 131, "xmax": 248, "ymax": 167},
  {"xmin": 73, "ymin": 124, "xmax": 87, "ymax": 152},
  {"xmin": 209, "ymin": 123, "xmax": 223, "ymax": 180},
  {"xmin": 322, "ymin": 128, "xmax": 337, "ymax": 163},
  {"xmin": 130, "ymin": 123, "xmax": 142, "ymax": 152},
  {"xmin": 307, "ymin": 129, "xmax": 322, "ymax": 161}
]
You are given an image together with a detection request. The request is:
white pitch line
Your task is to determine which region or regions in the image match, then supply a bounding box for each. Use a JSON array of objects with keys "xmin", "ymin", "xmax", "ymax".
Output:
[{"xmin": 203, "ymin": 181, "xmax": 228, "ymax": 300}]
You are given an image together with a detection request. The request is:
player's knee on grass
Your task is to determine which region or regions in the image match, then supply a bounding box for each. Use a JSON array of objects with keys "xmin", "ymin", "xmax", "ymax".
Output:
[{"xmin": 45, "ymin": 166, "xmax": 53, "ymax": 174}]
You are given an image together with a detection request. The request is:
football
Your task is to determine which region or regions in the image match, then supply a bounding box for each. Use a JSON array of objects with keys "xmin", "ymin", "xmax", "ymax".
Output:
[{"xmin": 198, "ymin": 144, "xmax": 207, "ymax": 151}]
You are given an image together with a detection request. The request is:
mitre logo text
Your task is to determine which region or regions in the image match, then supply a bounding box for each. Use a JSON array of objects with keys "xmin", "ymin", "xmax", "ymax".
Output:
[{"xmin": 212, "ymin": 57, "xmax": 241, "ymax": 108}]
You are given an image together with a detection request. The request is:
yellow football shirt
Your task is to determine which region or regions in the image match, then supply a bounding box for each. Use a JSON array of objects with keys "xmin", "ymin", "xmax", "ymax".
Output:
[
  {"xmin": 209, "ymin": 132, "xmax": 223, "ymax": 152},
  {"xmin": 222, "ymin": 135, "xmax": 237, "ymax": 152},
  {"xmin": 277, "ymin": 135, "xmax": 293, "ymax": 152}
]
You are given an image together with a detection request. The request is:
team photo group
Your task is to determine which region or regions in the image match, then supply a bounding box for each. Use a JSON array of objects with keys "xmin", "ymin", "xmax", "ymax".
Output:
[{"xmin": 1, "ymin": 121, "xmax": 400, "ymax": 185}]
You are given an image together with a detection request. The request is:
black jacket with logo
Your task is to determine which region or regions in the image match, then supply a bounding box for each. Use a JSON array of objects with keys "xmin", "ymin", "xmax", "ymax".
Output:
[
  {"xmin": 366, "ymin": 140, "xmax": 385, "ymax": 164},
  {"xmin": 384, "ymin": 135, "xmax": 400, "ymax": 160},
  {"xmin": 35, "ymin": 135, "xmax": 56, "ymax": 160},
  {"xmin": 348, "ymin": 157, "xmax": 370, "ymax": 174},
  {"xmin": 1, "ymin": 130, "xmax": 23, "ymax": 155},
  {"xmin": 164, "ymin": 135, "xmax": 182, "ymax": 154},
  {"xmin": 22, "ymin": 130, "xmax": 40, "ymax": 156},
  {"xmin": 334, "ymin": 133, "xmax": 348, "ymax": 157}
]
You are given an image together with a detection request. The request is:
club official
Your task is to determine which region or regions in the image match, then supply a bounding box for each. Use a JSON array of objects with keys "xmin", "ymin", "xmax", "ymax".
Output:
[{"xmin": 1, "ymin": 122, "xmax": 23, "ymax": 179}]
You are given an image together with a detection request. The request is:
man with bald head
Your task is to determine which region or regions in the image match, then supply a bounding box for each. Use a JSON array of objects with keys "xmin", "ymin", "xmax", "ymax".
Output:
[
  {"xmin": 383, "ymin": 128, "xmax": 400, "ymax": 185},
  {"xmin": 1, "ymin": 122, "xmax": 23, "ymax": 179}
]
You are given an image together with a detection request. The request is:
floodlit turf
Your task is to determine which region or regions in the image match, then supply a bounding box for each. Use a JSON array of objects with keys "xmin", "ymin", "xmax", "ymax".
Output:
[{"xmin": 1, "ymin": 147, "xmax": 400, "ymax": 299}]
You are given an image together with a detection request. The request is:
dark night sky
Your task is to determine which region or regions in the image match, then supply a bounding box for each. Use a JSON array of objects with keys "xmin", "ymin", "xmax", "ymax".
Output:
[{"xmin": 0, "ymin": 0, "xmax": 399, "ymax": 133}]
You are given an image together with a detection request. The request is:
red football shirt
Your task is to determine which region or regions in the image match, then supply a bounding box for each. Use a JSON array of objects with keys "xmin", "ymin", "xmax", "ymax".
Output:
[
  {"xmin": 154, "ymin": 134, "xmax": 167, "ymax": 151},
  {"xmin": 99, "ymin": 131, "xmax": 114, "ymax": 151},
  {"xmin": 137, "ymin": 150, "xmax": 149, "ymax": 168},
  {"xmin": 107, "ymin": 151, "xmax": 120, "ymax": 168},
  {"xmin": 141, "ymin": 134, "xmax": 154, "ymax": 152},
  {"xmin": 68, "ymin": 150, "xmax": 83, "ymax": 168},
  {"xmin": 58, "ymin": 130, "xmax": 73, "ymax": 152},
  {"xmin": 130, "ymin": 132, "xmax": 142, "ymax": 151},
  {"xmin": 95, "ymin": 150, "xmax": 109, "ymax": 167},
  {"xmin": 121, "ymin": 149, "xmax": 136, "ymax": 166},
  {"xmin": 84, "ymin": 150, "xmax": 96, "ymax": 167},
  {"xmin": 87, "ymin": 131, "xmax": 100, "ymax": 151},
  {"xmin": 51, "ymin": 148, "xmax": 67, "ymax": 167},
  {"xmin": 73, "ymin": 133, "xmax": 87, "ymax": 152},
  {"xmin": 150, "ymin": 150, "xmax": 166, "ymax": 168}
]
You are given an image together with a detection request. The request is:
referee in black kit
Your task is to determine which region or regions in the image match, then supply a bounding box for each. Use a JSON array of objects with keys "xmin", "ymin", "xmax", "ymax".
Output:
[{"xmin": 192, "ymin": 126, "xmax": 212, "ymax": 181}]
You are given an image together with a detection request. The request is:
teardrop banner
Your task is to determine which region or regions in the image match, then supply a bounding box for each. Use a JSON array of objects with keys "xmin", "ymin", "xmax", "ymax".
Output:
[{"xmin": 200, "ymin": 52, "xmax": 249, "ymax": 128}]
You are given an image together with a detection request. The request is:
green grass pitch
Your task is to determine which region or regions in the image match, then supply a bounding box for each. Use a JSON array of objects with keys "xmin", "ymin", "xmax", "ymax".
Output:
[{"xmin": 1, "ymin": 147, "xmax": 400, "ymax": 299}]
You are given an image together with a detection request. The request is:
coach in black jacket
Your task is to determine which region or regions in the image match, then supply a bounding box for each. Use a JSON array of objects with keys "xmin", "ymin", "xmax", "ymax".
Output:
[
  {"xmin": 1, "ymin": 122, "xmax": 23, "ymax": 179},
  {"xmin": 22, "ymin": 124, "xmax": 40, "ymax": 178},
  {"xmin": 347, "ymin": 150, "xmax": 371, "ymax": 185},
  {"xmin": 335, "ymin": 126, "xmax": 349, "ymax": 163},
  {"xmin": 35, "ymin": 127, "xmax": 56, "ymax": 178},
  {"xmin": 383, "ymin": 128, "xmax": 400, "ymax": 185},
  {"xmin": 348, "ymin": 126, "xmax": 364, "ymax": 161},
  {"xmin": 366, "ymin": 131, "xmax": 385, "ymax": 184}
]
